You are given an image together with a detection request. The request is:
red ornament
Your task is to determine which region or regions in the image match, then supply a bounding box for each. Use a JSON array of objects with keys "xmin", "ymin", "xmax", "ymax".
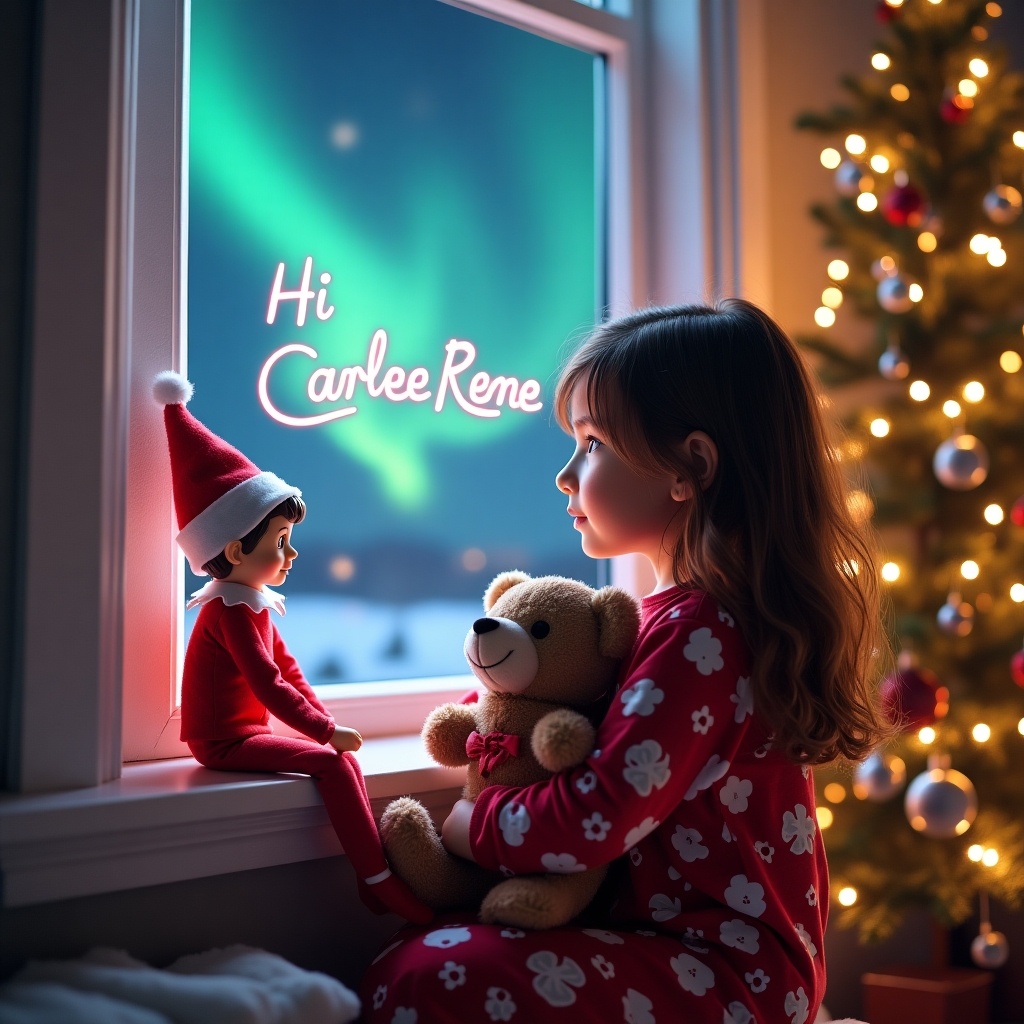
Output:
[
  {"xmin": 1011, "ymin": 495, "xmax": 1024, "ymax": 527},
  {"xmin": 940, "ymin": 94, "xmax": 973, "ymax": 124},
  {"xmin": 881, "ymin": 184, "xmax": 926, "ymax": 228},
  {"xmin": 876, "ymin": 1, "xmax": 901, "ymax": 23},
  {"xmin": 880, "ymin": 665, "xmax": 949, "ymax": 732},
  {"xmin": 1012, "ymin": 648, "xmax": 1024, "ymax": 687}
]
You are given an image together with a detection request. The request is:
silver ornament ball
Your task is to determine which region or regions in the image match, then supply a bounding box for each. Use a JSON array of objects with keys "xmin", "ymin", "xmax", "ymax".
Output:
[
  {"xmin": 877, "ymin": 275, "xmax": 914, "ymax": 314},
  {"xmin": 853, "ymin": 751, "xmax": 907, "ymax": 801},
  {"xmin": 983, "ymin": 184, "xmax": 1023, "ymax": 226},
  {"xmin": 937, "ymin": 597, "xmax": 974, "ymax": 637},
  {"xmin": 971, "ymin": 928, "xmax": 1010, "ymax": 970},
  {"xmin": 835, "ymin": 161, "xmax": 865, "ymax": 198},
  {"xmin": 933, "ymin": 434, "xmax": 989, "ymax": 490},
  {"xmin": 878, "ymin": 347, "xmax": 911, "ymax": 380},
  {"xmin": 904, "ymin": 767, "xmax": 977, "ymax": 838}
]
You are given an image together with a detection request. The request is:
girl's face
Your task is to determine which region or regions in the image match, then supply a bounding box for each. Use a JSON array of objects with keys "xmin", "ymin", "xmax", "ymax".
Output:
[
  {"xmin": 555, "ymin": 379, "xmax": 684, "ymax": 569},
  {"xmin": 225, "ymin": 514, "xmax": 298, "ymax": 589}
]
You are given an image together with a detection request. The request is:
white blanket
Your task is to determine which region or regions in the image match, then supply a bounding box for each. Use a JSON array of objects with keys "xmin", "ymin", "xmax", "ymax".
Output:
[{"xmin": 0, "ymin": 946, "xmax": 360, "ymax": 1024}]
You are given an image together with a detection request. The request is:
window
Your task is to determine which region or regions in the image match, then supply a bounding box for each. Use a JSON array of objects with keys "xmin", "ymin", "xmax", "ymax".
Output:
[
  {"xmin": 116, "ymin": 0, "xmax": 646, "ymax": 763},
  {"xmin": 11, "ymin": 0, "xmax": 728, "ymax": 809},
  {"xmin": 183, "ymin": 0, "xmax": 602, "ymax": 690}
]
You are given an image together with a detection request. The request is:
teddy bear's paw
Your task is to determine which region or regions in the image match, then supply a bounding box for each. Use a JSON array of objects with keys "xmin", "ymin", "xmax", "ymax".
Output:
[
  {"xmin": 479, "ymin": 877, "xmax": 576, "ymax": 931},
  {"xmin": 379, "ymin": 798, "xmax": 492, "ymax": 911}
]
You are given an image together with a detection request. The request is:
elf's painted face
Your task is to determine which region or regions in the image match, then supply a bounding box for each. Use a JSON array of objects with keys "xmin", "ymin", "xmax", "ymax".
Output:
[{"xmin": 226, "ymin": 514, "xmax": 298, "ymax": 589}]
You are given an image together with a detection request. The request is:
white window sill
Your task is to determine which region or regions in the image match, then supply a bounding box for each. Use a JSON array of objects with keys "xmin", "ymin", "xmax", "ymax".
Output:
[{"xmin": 0, "ymin": 735, "xmax": 465, "ymax": 909}]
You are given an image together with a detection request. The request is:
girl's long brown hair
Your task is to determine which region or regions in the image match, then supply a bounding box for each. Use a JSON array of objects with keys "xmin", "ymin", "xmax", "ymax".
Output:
[{"xmin": 555, "ymin": 300, "xmax": 894, "ymax": 764}]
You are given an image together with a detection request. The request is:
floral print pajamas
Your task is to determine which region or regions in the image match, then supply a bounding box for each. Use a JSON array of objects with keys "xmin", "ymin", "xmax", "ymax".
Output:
[{"xmin": 362, "ymin": 587, "xmax": 827, "ymax": 1023}]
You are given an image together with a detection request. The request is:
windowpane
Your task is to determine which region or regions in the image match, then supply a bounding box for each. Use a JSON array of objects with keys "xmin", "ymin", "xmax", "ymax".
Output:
[{"xmin": 185, "ymin": 0, "xmax": 601, "ymax": 686}]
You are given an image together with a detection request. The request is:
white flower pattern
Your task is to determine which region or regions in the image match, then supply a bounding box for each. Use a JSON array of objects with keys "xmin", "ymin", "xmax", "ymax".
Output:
[
  {"xmin": 683, "ymin": 626, "xmax": 724, "ymax": 675},
  {"xmin": 620, "ymin": 677, "xmax": 664, "ymax": 717},
  {"xmin": 671, "ymin": 825, "xmax": 709, "ymax": 862},
  {"xmin": 684, "ymin": 754, "xmax": 731, "ymax": 800},
  {"xmin": 498, "ymin": 802, "xmax": 531, "ymax": 847},
  {"xmin": 720, "ymin": 775, "xmax": 753, "ymax": 812},
  {"xmin": 623, "ymin": 988, "xmax": 655, "ymax": 1024},
  {"xmin": 526, "ymin": 951, "xmax": 586, "ymax": 1007},
  {"xmin": 670, "ymin": 952, "xmax": 715, "ymax": 996},
  {"xmin": 623, "ymin": 740, "xmax": 671, "ymax": 796},
  {"xmin": 730, "ymin": 675, "xmax": 754, "ymax": 722},
  {"xmin": 540, "ymin": 852, "xmax": 587, "ymax": 873},
  {"xmin": 691, "ymin": 705, "xmax": 714, "ymax": 734},
  {"xmin": 781, "ymin": 804, "xmax": 816, "ymax": 855},
  {"xmin": 724, "ymin": 874, "xmax": 767, "ymax": 918},
  {"xmin": 623, "ymin": 816, "xmax": 660, "ymax": 851},
  {"xmin": 582, "ymin": 812, "xmax": 612, "ymax": 841},
  {"xmin": 485, "ymin": 987, "xmax": 516, "ymax": 1022},
  {"xmin": 785, "ymin": 986, "xmax": 810, "ymax": 1024}
]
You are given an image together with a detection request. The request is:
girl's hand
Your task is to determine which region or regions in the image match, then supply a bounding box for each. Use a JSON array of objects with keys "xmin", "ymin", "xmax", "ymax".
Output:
[
  {"xmin": 328, "ymin": 725, "xmax": 363, "ymax": 753},
  {"xmin": 441, "ymin": 798, "xmax": 477, "ymax": 862}
]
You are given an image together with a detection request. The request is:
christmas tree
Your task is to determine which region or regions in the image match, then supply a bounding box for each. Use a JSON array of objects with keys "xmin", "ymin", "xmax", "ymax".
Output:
[{"xmin": 795, "ymin": 0, "xmax": 1024, "ymax": 962}]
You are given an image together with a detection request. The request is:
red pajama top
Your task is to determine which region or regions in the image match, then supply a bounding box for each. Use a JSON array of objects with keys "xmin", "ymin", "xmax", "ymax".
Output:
[
  {"xmin": 467, "ymin": 585, "xmax": 828, "ymax": 1018},
  {"xmin": 180, "ymin": 581, "xmax": 334, "ymax": 744}
]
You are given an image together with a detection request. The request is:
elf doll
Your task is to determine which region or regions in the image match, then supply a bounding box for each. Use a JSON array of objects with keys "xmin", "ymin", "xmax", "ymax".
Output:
[{"xmin": 153, "ymin": 370, "xmax": 431, "ymax": 924}]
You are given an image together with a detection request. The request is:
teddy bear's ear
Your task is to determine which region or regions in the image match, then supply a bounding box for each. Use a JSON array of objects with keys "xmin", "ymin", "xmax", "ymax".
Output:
[
  {"xmin": 483, "ymin": 570, "xmax": 532, "ymax": 612},
  {"xmin": 592, "ymin": 586, "xmax": 641, "ymax": 659}
]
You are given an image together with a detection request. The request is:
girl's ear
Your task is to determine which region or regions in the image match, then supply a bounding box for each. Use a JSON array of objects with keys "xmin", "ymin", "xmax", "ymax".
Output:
[
  {"xmin": 671, "ymin": 431, "xmax": 718, "ymax": 501},
  {"xmin": 224, "ymin": 539, "xmax": 245, "ymax": 566}
]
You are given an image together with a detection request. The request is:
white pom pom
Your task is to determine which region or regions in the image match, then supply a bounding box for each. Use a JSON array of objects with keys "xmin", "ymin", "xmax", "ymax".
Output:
[{"xmin": 152, "ymin": 371, "xmax": 194, "ymax": 406}]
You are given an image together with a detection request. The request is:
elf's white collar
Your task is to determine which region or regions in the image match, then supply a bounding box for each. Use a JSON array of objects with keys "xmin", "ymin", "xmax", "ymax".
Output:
[{"xmin": 186, "ymin": 580, "xmax": 287, "ymax": 616}]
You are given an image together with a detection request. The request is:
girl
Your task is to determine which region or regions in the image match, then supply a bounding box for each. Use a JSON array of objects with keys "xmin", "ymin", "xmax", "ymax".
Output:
[{"xmin": 360, "ymin": 300, "xmax": 892, "ymax": 1022}]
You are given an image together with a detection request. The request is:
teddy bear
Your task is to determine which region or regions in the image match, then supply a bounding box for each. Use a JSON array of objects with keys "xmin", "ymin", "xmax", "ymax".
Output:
[{"xmin": 380, "ymin": 571, "xmax": 640, "ymax": 929}]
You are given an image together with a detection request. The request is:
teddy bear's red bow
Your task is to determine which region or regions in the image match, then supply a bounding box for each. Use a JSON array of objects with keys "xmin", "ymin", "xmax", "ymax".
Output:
[{"xmin": 466, "ymin": 730, "xmax": 521, "ymax": 777}]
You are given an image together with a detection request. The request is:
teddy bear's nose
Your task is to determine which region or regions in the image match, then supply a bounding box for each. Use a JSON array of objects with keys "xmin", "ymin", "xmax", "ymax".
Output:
[{"xmin": 473, "ymin": 617, "xmax": 500, "ymax": 635}]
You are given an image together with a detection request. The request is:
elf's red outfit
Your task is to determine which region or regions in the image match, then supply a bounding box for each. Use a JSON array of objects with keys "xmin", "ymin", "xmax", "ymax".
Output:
[{"xmin": 362, "ymin": 587, "xmax": 827, "ymax": 1023}]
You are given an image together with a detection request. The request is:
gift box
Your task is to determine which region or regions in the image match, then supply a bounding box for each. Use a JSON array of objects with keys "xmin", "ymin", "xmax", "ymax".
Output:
[{"xmin": 862, "ymin": 965, "xmax": 992, "ymax": 1024}]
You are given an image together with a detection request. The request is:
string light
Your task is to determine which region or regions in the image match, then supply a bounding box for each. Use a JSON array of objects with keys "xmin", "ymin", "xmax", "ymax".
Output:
[
  {"xmin": 857, "ymin": 193, "xmax": 878, "ymax": 212},
  {"xmin": 969, "ymin": 58, "xmax": 989, "ymax": 77},
  {"xmin": 988, "ymin": 246, "xmax": 1007, "ymax": 267},
  {"xmin": 984, "ymin": 504, "xmax": 1004, "ymax": 525},
  {"xmin": 1000, "ymin": 350, "xmax": 1022, "ymax": 373},
  {"xmin": 961, "ymin": 559, "xmax": 979, "ymax": 579},
  {"xmin": 828, "ymin": 259, "xmax": 850, "ymax": 281},
  {"xmin": 963, "ymin": 381, "xmax": 985, "ymax": 402},
  {"xmin": 983, "ymin": 848, "xmax": 1000, "ymax": 867},
  {"xmin": 824, "ymin": 783, "xmax": 847, "ymax": 803},
  {"xmin": 943, "ymin": 399, "xmax": 962, "ymax": 417},
  {"xmin": 822, "ymin": 287, "xmax": 844, "ymax": 308},
  {"xmin": 972, "ymin": 723, "xmax": 991, "ymax": 743},
  {"xmin": 837, "ymin": 887, "xmax": 858, "ymax": 907},
  {"xmin": 918, "ymin": 231, "xmax": 938, "ymax": 252},
  {"xmin": 871, "ymin": 53, "xmax": 891, "ymax": 71},
  {"xmin": 968, "ymin": 844, "xmax": 984, "ymax": 862},
  {"xmin": 815, "ymin": 306, "xmax": 837, "ymax": 328},
  {"xmin": 820, "ymin": 147, "xmax": 842, "ymax": 169},
  {"xmin": 970, "ymin": 233, "xmax": 993, "ymax": 254},
  {"xmin": 919, "ymin": 726, "xmax": 937, "ymax": 744},
  {"xmin": 816, "ymin": 806, "xmax": 834, "ymax": 828},
  {"xmin": 908, "ymin": 283, "xmax": 924, "ymax": 302},
  {"xmin": 959, "ymin": 79, "xmax": 979, "ymax": 98},
  {"xmin": 1014, "ymin": 130, "xmax": 1024, "ymax": 149},
  {"xmin": 1010, "ymin": 583, "xmax": 1024, "ymax": 603},
  {"xmin": 1019, "ymin": 718, "xmax": 1024, "ymax": 736},
  {"xmin": 891, "ymin": 84, "xmax": 910, "ymax": 102},
  {"xmin": 986, "ymin": 2, "xmax": 1002, "ymax": 16},
  {"xmin": 870, "ymin": 417, "xmax": 890, "ymax": 438},
  {"xmin": 881, "ymin": 562, "xmax": 901, "ymax": 582},
  {"xmin": 845, "ymin": 133, "xmax": 867, "ymax": 155},
  {"xmin": 909, "ymin": 380, "xmax": 931, "ymax": 401},
  {"xmin": 870, "ymin": 154, "xmax": 891, "ymax": 173}
]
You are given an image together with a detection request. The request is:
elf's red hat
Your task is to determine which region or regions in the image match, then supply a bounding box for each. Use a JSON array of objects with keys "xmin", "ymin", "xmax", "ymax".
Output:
[{"xmin": 153, "ymin": 371, "xmax": 301, "ymax": 575}]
